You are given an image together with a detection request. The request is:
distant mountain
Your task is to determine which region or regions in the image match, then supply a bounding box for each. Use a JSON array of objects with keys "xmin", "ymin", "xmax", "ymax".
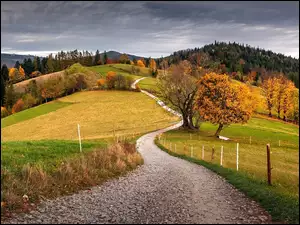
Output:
[
  {"xmin": 99, "ymin": 51, "xmax": 144, "ymax": 61},
  {"xmin": 1, "ymin": 53, "xmax": 36, "ymax": 68}
]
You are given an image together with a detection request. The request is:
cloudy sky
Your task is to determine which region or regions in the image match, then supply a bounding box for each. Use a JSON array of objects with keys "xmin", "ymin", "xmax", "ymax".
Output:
[{"xmin": 1, "ymin": 1, "xmax": 299, "ymax": 58}]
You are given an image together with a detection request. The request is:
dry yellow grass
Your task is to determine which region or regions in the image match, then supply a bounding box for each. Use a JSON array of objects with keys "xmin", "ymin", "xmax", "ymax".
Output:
[
  {"xmin": 2, "ymin": 91, "xmax": 179, "ymax": 141},
  {"xmin": 13, "ymin": 71, "xmax": 65, "ymax": 93}
]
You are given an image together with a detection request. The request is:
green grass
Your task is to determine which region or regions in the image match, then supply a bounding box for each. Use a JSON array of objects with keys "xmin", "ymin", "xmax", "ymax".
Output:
[
  {"xmin": 1, "ymin": 101, "xmax": 73, "ymax": 128},
  {"xmin": 1, "ymin": 139, "xmax": 107, "ymax": 174},
  {"xmin": 160, "ymin": 117, "xmax": 299, "ymax": 196},
  {"xmin": 156, "ymin": 140, "xmax": 299, "ymax": 224},
  {"xmin": 1, "ymin": 139, "xmax": 143, "ymax": 213},
  {"xmin": 138, "ymin": 77, "xmax": 159, "ymax": 92},
  {"xmin": 157, "ymin": 116, "xmax": 299, "ymax": 223},
  {"xmin": 89, "ymin": 64, "xmax": 144, "ymax": 80}
]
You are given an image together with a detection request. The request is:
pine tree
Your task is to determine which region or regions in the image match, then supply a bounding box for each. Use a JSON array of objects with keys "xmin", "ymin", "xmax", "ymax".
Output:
[
  {"xmin": 46, "ymin": 54, "xmax": 54, "ymax": 73},
  {"xmin": 94, "ymin": 50, "xmax": 100, "ymax": 65},
  {"xmin": 1, "ymin": 64, "xmax": 9, "ymax": 82},
  {"xmin": 14, "ymin": 61, "xmax": 20, "ymax": 69},
  {"xmin": 103, "ymin": 51, "xmax": 108, "ymax": 65},
  {"xmin": 5, "ymin": 83, "xmax": 15, "ymax": 109},
  {"xmin": 1, "ymin": 73, "xmax": 5, "ymax": 106}
]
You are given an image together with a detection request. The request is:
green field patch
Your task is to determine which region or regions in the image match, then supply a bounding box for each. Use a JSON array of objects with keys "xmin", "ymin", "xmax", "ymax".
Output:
[{"xmin": 1, "ymin": 101, "xmax": 73, "ymax": 128}]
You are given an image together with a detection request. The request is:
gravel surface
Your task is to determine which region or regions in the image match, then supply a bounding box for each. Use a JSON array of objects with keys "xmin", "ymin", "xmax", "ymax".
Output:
[{"xmin": 3, "ymin": 122, "xmax": 272, "ymax": 224}]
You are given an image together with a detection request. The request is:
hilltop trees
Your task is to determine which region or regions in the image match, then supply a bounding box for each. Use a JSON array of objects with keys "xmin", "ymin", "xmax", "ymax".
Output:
[
  {"xmin": 94, "ymin": 50, "xmax": 101, "ymax": 65},
  {"xmin": 119, "ymin": 54, "xmax": 130, "ymax": 64},
  {"xmin": 0, "ymin": 74, "xmax": 5, "ymax": 106},
  {"xmin": 195, "ymin": 73, "xmax": 256, "ymax": 136},
  {"xmin": 137, "ymin": 60, "xmax": 145, "ymax": 67},
  {"xmin": 149, "ymin": 58, "xmax": 158, "ymax": 77},
  {"xmin": 103, "ymin": 51, "xmax": 108, "ymax": 65}
]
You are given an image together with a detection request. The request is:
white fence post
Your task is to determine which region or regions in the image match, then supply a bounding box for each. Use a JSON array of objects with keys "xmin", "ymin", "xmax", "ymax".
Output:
[
  {"xmin": 202, "ymin": 145, "xmax": 204, "ymax": 160},
  {"xmin": 77, "ymin": 124, "xmax": 82, "ymax": 153},
  {"xmin": 236, "ymin": 143, "xmax": 239, "ymax": 171}
]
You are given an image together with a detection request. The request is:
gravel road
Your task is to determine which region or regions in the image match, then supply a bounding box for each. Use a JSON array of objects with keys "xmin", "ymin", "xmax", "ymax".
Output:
[{"xmin": 3, "ymin": 121, "xmax": 271, "ymax": 224}]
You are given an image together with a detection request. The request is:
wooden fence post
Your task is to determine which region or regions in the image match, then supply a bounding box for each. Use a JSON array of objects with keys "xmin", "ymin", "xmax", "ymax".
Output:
[
  {"xmin": 220, "ymin": 146, "xmax": 223, "ymax": 166},
  {"xmin": 211, "ymin": 146, "xmax": 215, "ymax": 161},
  {"xmin": 191, "ymin": 145, "xmax": 193, "ymax": 157},
  {"xmin": 236, "ymin": 143, "xmax": 239, "ymax": 171},
  {"xmin": 267, "ymin": 144, "xmax": 272, "ymax": 185}
]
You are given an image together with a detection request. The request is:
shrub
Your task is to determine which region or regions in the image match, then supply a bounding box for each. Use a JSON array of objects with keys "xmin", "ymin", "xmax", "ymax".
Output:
[
  {"xmin": 22, "ymin": 93, "xmax": 37, "ymax": 109},
  {"xmin": 106, "ymin": 71, "xmax": 116, "ymax": 89},
  {"xmin": 115, "ymin": 74, "xmax": 126, "ymax": 90},
  {"xmin": 30, "ymin": 71, "xmax": 42, "ymax": 78},
  {"xmin": 97, "ymin": 78, "xmax": 106, "ymax": 89},
  {"xmin": 12, "ymin": 99, "xmax": 24, "ymax": 114},
  {"xmin": 1, "ymin": 106, "xmax": 9, "ymax": 118}
]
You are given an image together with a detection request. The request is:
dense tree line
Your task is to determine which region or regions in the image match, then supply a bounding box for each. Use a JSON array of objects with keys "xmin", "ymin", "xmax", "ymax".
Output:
[{"xmin": 162, "ymin": 41, "xmax": 299, "ymax": 87}]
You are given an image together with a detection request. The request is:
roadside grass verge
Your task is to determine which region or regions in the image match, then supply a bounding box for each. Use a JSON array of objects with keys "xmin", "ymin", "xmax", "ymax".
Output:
[
  {"xmin": 1, "ymin": 101, "xmax": 73, "ymax": 128},
  {"xmin": 155, "ymin": 139, "xmax": 299, "ymax": 224},
  {"xmin": 1, "ymin": 139, "xmax": 143, "ymax": 214},
  {"xmin": 138, "ymin": 77, "xmax": 158, "ymax": 93}
]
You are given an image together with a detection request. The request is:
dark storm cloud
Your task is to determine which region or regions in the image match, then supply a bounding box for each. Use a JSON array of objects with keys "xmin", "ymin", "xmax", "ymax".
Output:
[{"xmin": 1, "ymin": 1, "xmax": 299, "ymax": 58}]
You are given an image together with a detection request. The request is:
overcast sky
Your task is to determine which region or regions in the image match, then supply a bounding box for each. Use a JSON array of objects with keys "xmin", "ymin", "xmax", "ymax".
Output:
[{"xmin": 1, "ymin": 1, "xmax": 299, "ymax": 58}]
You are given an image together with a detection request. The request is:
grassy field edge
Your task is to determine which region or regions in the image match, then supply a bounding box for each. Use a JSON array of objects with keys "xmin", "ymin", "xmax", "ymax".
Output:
[{"xmin": 155, "ymin": 138, "xmax": 299, "ymax": 224}]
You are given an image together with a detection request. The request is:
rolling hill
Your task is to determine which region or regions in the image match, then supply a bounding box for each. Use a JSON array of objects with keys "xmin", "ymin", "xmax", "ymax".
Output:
[{"xmin": 1, "ymin": 53, "xmax": 36, "ymax": 68}]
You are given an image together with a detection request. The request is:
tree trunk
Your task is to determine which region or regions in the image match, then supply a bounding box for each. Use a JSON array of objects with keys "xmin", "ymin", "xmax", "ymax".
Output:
[
  {"xmin": 214, "ymin": 124, "xmax": 223, "ymax": 137},
  {"xmin": 268, "ymin": 110, "xmax": 272, "ymax": 117}
]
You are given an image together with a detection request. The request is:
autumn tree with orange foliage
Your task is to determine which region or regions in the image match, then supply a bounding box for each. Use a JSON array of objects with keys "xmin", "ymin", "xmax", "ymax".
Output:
[
  {"xmin": 18, "ymin": 65, "xmax": 25, "ymax": 78},
  {"xmin": 137, "ymin": 60, "xmax": 145, "ymax": 68},
  {"xmin": 149, "ymin": 58, "xmax": 157, "ymax": 77},
  {"xmin": 262, "ymin": 77, "xmax": 279, "ymax": 117},
  {"xmin": 97, "ymin": 78, "xmax": 106, "ymax": 89},
  {"xmin": 106, "ymin": 71, "xmax": 116, "ymax": 89},
  {"xmin": 195, "ymin": 73, "xmax": 256, "ymax": 136},
  {"xmin": 12, "ymin": 99, "xmax": 25, "ymax": 114},
  {"xmin": 281, "ymin": 80, "xmax": 296, "ymax": 121}
]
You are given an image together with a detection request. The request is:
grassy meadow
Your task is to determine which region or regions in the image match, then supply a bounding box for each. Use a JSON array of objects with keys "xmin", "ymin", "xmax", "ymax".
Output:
[
  {"xmin": 157, "ymin": 115, "xmax": 299, "ymax": 223},
  {"xmin": 1, "ymin": 101, "xmax": 72, "ymax": 128},
  {"xmin": 1, "ymin": 91, "xmax": 179, "ymax": 142}
]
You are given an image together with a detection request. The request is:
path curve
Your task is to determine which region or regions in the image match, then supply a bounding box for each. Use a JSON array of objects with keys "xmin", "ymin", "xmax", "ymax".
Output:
[{"xmin": 3, "ymin": 79, "xmax": 272, "ymax": 224}]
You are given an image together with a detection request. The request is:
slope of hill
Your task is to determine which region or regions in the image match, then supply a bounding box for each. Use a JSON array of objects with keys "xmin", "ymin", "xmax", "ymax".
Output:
[
  {"xmin": 99, "ymin": 51, "xmax": 144, "ymax": 61},
  {"xmin": 1, "ymin": 53, "xmax": 36, "ymax": 68}
]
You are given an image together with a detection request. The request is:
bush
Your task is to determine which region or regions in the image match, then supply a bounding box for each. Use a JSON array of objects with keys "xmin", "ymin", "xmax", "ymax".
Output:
[
  {"xmin": 115, "ymin": 74, "xmax": 126, "ymax": 90},
  {"xmin": 22, "ymin": 94, "xmax": 37, "ymax": 109},
  {"xmin": 1, "ymin": 106, "xmax": 10, "ymax": 118},
  {"xmin": 12, "ymin": 99, "xmax": 24, "ymax": 114},
  {"xmin": 30, "ymin": 71, "xmax": 42, "ymax": 78},
  {"xmin": 106, "ymin": 71, "xmax": 117, "ymax": 90},
  {"xmin": 97, "ymin": 78, "xmax": 106, "ymax": 89}
]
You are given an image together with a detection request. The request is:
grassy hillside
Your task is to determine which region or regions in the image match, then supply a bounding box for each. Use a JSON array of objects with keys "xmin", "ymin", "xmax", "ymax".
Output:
[
  {"xmin": 158, "ymin": 116, "xmax": 299, "ymax": 223},
  {"xmin": 13, "ymin": 71, "xmax": 65, "ymax": 93},
  {"xmin": 1, "ymin": 100, "xmax": 72, "ymax": 128},
  {"xmin": 2, "ymin": 91, "xmax": 179, "ymax": 141}
]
